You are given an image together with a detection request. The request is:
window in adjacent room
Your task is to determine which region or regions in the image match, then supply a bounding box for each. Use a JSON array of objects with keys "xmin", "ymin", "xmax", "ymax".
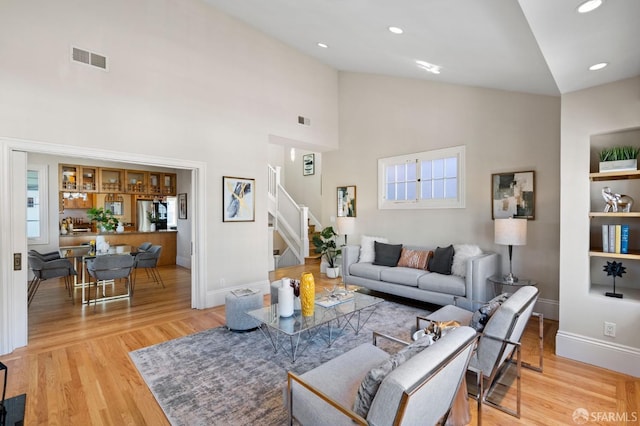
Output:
[
  {"xmin": 378, "ymin": 146, "xmax": 465, "ymax": 210},
  {"xmin": 27, "ymin": 164, "xmax": 49, "ymax": 244}
]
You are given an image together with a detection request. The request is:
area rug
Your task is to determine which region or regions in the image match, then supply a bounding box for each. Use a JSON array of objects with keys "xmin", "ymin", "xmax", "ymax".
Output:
[{"xmin": 130, "ymin": 300, "xmax": 429, "ymax": 426}]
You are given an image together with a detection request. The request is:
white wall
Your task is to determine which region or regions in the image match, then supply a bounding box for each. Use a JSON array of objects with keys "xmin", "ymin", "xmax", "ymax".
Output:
[
  {"xmin": 0, "ymin": 0, "xmax": 339, "ymax": 319},
  {"xmin": 324, "ymin": 72, "xmax": 561, "ymax": 318},
  {"xmin": 558, "ymin": 76, "xmax": 640, "ymax": 376}
]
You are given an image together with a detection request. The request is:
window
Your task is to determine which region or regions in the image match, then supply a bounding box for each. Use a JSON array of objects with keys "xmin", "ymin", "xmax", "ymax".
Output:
[
  {"xmin": 166, "ymin": 196, "xmax": 177, "ymax": 229},
  {"xmin": 27, "ymin": 164, "xmax": 49, "ymax": 244},
  {"xmin": 378, "ymin": 146, "xmax": 465, "ymax": 210}
]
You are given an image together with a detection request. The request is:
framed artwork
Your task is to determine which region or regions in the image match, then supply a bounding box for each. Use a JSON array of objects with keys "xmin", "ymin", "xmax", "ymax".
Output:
[
  {"xmin": 223, "ymin": 176, "xmax": 255, "ymax": 222},
  {"xmin": 337, "ymin": 185, "xmax": 357, "ymax": 217},
  {"xmin": 178, "ymin": 193, "xmax": 187, "ymax": 219},
  {"xmin": 303, "ymin": 153, "xmax": 315, "ymax": 176},
  {"xmin": 491, "ymin": 171, "xmax": 535, "ymax": 220}
]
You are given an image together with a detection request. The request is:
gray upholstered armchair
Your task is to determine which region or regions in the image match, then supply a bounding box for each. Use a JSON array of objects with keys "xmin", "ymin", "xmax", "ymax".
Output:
[
  {"xmin": 287, "ymin": 326, "xmax": 478, "ymax": 425},
  {"xmin": 421, "ymin": 285, "xmax": 542, "ymax": 419}
]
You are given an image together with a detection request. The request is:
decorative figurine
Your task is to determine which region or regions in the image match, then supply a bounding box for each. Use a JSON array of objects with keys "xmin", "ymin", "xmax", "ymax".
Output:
[
  {"xmin": 602, "ymin": 187, "xmax": 633, "ymax": 213},
  {"xmin": 603, "ymin": 260, "xmax": 625, "ymax": 298}
]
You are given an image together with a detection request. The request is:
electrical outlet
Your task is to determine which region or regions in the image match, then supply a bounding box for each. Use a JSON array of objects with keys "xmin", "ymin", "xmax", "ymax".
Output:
[{"xmin": 604, "ymin": 321, "xmax": 616, "ymax": 337}]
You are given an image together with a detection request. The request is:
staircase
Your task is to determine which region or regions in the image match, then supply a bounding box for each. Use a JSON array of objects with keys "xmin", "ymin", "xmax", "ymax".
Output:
[{"xmin": 268, "ymin": 165, "xmax": 322, "ymax": 267}]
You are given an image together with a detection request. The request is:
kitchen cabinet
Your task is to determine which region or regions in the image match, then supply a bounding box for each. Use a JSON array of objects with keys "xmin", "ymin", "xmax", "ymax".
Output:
[
  {"xmin": 59, "ymin": 164, "xmax": 79, "ymax": 191},
  {"xmin": 99, "ymin": 168, "xmax": 125, "ymax": 193},
  {"xmin": 125, "ymin": 170, "xmax": 148, "ymax": 194},
  {"xmin": 161, "ymin": 173, "xmax": 177, "ymax": 196},
  {"xmin": 62, "ymin": 194, "xmax": 94, "ymax": 209},
  {"xmin": 148, "ymin": 172, "xmax": 162, "ymax": 195}
]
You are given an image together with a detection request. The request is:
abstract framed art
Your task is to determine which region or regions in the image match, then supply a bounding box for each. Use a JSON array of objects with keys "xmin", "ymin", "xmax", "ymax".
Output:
[
  {"xmin": 491, "ymin": 170, "xmax": 535, "ymax": 220},
  {"xmin": 337, "ymin": 185, "xmax": 356, "ymax": 217},
  {"xmin": 303, "ymin": 153, "xmax": 315, "ymax": 176},
  {"xmin": 178, "ymin": 193, "xmax": 187, "ymax": 219},
  {"xmin": 223, "ymin": 176, "xmax": 255, "ymax": 222}
]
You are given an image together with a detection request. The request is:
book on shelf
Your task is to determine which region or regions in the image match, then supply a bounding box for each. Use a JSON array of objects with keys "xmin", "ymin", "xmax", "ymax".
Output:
[
  {"xmin": 621, "ymin": 224, "xmax": 630, "ymax": 254},
  {"xmin": 609, "ymin": 225, "xmax": 616, "ymax": 254},
  {"xmin": 615, "ymin": 224, "xmax": 622, "ymax": 254},
  {"xmin": 602, "ymin": 225, "xmax": 609, "ymax": 253}
]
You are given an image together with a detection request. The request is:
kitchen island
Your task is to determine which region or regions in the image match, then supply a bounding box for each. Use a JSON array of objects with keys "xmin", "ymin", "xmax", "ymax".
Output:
[{"xmin": 59, "ymin": 230, "xmax": 177, "ymax": 266}]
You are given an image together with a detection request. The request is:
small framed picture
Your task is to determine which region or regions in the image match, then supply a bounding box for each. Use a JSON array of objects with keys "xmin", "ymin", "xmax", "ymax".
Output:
[
  {"xmin": 491, "ymin": 170, "xmax": 535, "ymax": 219},
  {"xmin": 303, "ymin": 153, "xmax": 315, "ymax": 176},
  {"xmin": 223, "ymin": 176, "xmax": 255, "ymax": 222},
  {"xmin": 337, "ymin": 185, "xmax": 357, "ymax": 217},
  {"xmin": 178, "ymin": 193, "xmax": 187, "ymax": 220}
]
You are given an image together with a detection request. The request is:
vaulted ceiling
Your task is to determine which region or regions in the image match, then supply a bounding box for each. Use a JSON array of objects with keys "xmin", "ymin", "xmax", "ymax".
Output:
[{"xmin": 204, "ymin": 0, "xmax": 640, "ymax": 96}]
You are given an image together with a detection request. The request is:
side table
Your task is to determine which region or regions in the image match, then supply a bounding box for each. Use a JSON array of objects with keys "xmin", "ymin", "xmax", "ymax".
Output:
[{"xmin": 487, "ymin": 275, "xmax": 544, "ymax": 373}]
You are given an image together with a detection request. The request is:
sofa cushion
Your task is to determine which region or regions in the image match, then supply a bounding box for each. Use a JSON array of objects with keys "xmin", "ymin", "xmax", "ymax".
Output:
[
  {"xmin": 359, "ymin": 236, "xmax": 389, "ymax": 263},
  {"xmin": 353, "ymin": 336, "xmax": 433, "ymax": 418},
  {"xmin": 428, "ymin": 245, "xmax": 455, "ymax": 275},
  {"xmin": 469, "ymin": 293, "xmax": 510, "ymax": 332},
  {"xmin": 397, "ymin": 248, "xmax": 433, "ymax": 270},
  {"xmin": 349, "ymin": 262, "xmax": 390, "ymax": 281},
  {"xmin": 418, "ymin": 273, "xmax": 466, "ymax": 297},
  {"xmin": 380, "ymin": 267, "xmax": 427, "ymax": 287},
  {"xmin": 451, "ymin": 244, "xmax": 483, "ymax": 277},
  {"xmin": 373, "ymin": 241, "xmax": 403, "ymax": 267}
]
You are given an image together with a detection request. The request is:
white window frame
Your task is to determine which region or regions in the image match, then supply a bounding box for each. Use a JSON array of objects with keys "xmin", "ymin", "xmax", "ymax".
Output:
[
  {"xmin": 378, "ymin": 146, "xmax": 465, "ymax": 210},
  {"xmin": 27, "ymin": 164, "xmax": 49, "ymax": 244}
]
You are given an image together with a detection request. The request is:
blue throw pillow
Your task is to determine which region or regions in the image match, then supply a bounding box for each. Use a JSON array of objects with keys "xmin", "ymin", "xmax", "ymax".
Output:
[{"xmin": 470, "ymin": 293, "xmax": 510, "ymax": 331}]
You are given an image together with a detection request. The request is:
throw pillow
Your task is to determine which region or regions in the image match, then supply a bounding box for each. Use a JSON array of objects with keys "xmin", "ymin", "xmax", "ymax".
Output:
[
  {"xmin": 373, "ymin": 241, "xmax": 403, "ymax": 267},
  {"xmin": 469, "ymin": 293, "xmax": 510, "ymax": 332},
  {"xmin": 353, "ymin": 336, "xmax": 432, "ymax": 418},
  {"xmin": 397, "ymin": 249, "xmax": 433, "ymax": 270},
  {"xmin": 451, "ymin": 244, "xmax": 483, "ymax": 277},
  {"xmin": 428, "ymin": 245, "xmax": 455, "ymax": 275},
  {"xmin": 359, "ymin": 236, "xmax": 389, "ymax": 263}
]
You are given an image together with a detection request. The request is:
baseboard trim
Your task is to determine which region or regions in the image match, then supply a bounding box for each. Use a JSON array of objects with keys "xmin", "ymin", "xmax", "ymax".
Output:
[
  {"xmin": 556, "ymin": 330, "xmax": 640, "ymax": 377},
  {"xmin": 176, "ymin": 256, "xmax": 191, "ymax": 269},
  {"xmin": 206, "ymin": 279, "xmax": 271, "ymax": 308},
  {"xmin": 534, "ymin": 297, "xmax": 558, "ymax": 321}
]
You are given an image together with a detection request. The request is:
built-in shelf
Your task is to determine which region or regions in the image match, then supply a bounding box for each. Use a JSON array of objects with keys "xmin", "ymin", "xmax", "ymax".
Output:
[
  {"xmin": 589, "ymin": 284, "xmax": 640, "ymax": 302},
  {"xmin": 589, "ymin": 250, "xmax": 640, "ymax": 260},
  {"xmin": 590, "ymin": 170, "xmax": 640, "ymax": 181},
  {"xmin": 589, "ymin": 212, "xmax": 640, "ymax": 217}
]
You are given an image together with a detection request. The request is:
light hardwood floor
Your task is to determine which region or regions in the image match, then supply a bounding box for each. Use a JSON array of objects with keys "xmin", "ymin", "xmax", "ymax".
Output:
[{"xmin": 1, "ymin": 264, "xmax": 638, "ymax": 425}]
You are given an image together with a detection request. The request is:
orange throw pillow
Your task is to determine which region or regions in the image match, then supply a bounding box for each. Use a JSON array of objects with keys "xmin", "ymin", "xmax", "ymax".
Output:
[{"xmin": 397, "ymin": 249, "xmax": 433, "ymax": 270}]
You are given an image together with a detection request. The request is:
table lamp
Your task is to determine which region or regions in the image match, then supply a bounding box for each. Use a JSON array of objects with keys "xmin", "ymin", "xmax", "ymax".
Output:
[
  {"xmin": 494, "ymin": 217, "xmax": 527, "ymax": 283},
  {"xmin": 335, "ymin": 216, "xmax": 355, "ymax": 246}
]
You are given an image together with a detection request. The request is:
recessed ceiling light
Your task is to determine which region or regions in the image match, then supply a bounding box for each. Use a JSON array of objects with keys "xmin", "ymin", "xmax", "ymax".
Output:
[
  {"xmin": 577, "ymin": 0, "xmax": 603, "ymax": 13},
  {"xmin": 589, "ymin": 62, "xmax": 608, "ymax": 71},
  {"xmin": 317, "ymin": 42, "xmax": 328, "ymax": 49},
  {"xmin": 416, "ymin": 60, "xmax": 441, "ymax": 74},
  {"xmin": 388, "ymin": 26, "xmax": 404, "ymax": 35}
]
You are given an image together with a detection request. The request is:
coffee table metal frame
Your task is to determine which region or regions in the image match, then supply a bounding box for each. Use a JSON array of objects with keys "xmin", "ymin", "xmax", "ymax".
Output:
[{"xmin": 247, "ymin": 293, "xmax": 384, "ymax": 362}]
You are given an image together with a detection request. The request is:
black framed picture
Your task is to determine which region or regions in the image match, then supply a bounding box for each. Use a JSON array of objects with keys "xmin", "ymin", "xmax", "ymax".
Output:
[
  {"xmin": 491, "ymin": 170, "xmax": 535, "ymax": 219},
  {"xmin": 223, "ymin": 176, "xmax": 255, "ymax": 222},
  {"xmin": 178, "ymin": 193, "xmax": 187, "ymax": 219},
  {"xmin": 303, "ymin": 154, "xmax": 315, "ymax": 176}
]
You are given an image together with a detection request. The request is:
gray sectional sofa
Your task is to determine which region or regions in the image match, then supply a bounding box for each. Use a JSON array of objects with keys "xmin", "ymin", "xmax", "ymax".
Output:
[{"xmin": 342, "ymin": 244, "xmax": 500, "ymax": 307}]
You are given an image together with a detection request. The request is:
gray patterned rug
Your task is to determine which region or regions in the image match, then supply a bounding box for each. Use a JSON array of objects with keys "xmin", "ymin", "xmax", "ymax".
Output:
[{"xmin": 130, "ymin": 300, "xmax": 430, "ymax": 426}]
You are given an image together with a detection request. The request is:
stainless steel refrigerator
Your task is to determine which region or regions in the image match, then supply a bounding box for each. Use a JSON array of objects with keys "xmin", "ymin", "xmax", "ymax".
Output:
[{"xmin": 137, "ymin": 200, "xmax": 167, "ymax": 231}]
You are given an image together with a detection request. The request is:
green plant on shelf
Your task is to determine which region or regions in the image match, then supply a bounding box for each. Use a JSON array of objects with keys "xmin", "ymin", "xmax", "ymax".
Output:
[
  {"xmin": 599, "ymin": 146, "xmax": 640, "ymax": 162},
  {"xmin": 86, "ymin": 207, "xmax": 119, "ymax": 232}
]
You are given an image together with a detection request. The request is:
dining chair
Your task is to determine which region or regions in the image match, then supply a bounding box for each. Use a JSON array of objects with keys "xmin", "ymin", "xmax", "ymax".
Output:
[
  {"xmin": 137, "ymin": 242, "xmax": 152, "ymax": 252},
  {"xmin": 27, "ymin": 253, "xmax": 76, "ymax": 306},
  {"xmin": 86, "ymin": 254, "xmax": 135, "ymax": 311},
  {"xmin": 132, "ymin": 245, "xmax": 164, "ymax": 293}
]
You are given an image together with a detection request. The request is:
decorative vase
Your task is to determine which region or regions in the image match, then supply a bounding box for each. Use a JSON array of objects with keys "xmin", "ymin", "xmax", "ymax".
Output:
[
  {"xmin": 116, "ymin": 222, "xmax": 125, "ymax": 233},
  {"xmin": 326, "ymin": 267, "xmax": 340, "ymax": 279},
  {"xmin": 150, "ymin": 223, "xmax": 156, "ymax": 232},
  {"xmin": 278, "ymin": 281, "xmax": 294, "ymax": 317},
  {"xmin": 300, "ymin": 272, "xmax": 315, "ymax": 316}
]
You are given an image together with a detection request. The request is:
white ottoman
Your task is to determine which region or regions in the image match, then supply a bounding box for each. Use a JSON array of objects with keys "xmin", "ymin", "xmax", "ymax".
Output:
[{"xmin": 225, "ymin": 291, "xmax": 262, "ymax": 332}]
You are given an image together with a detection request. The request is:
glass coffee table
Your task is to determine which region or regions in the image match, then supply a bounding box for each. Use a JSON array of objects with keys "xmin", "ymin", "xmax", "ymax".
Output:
[{"xmin": 247, "ymin": 292, "xmax": 384, "ymax": 362}]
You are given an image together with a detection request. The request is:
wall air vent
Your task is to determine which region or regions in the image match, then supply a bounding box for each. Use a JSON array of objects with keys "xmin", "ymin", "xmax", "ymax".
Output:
[
  {"xmin": 72, "ymin": 47, "xmax": 108, "ymax": 71},
  {"xmin": 297, "ymin": 115, "xmax": 310, "ymax": 126}
]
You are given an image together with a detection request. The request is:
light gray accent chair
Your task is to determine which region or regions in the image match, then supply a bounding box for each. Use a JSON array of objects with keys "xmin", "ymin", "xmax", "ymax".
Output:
[
  {"xmin": 132, "ymin": 245, "xmax": 164, "ymax": 292},
  {"xmin": 27, "ymin": 252, "xmax": 77, "ymax": 306},
  {"xmin": 86, "ymin": 254, "xmax": 135, "ymax": 311},
  {"xmin": 137, "ymin": 242, "xmax": 152, "ymax": 252},
  {"xmin": 287, "ymin": 326, "xmax": 478, "ymax": 425},
  {"xmin": 420, "ymin": 285, "xmax": 542, "ymax": 419}
]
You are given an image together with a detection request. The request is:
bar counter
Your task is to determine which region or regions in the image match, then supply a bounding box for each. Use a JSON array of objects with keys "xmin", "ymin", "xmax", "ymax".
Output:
[{"xmin": 59, "ymin": 230, "xmax": 177, "ymax": 266}]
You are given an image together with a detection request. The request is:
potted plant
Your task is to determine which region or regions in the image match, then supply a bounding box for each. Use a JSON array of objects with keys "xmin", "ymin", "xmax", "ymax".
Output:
[
  {"xmin": 147, "ymin": 211, "xmax": 161, "ymax": 231},
  {"xmin": 87, "ymin": 207, "xmax": 119, "ymax": 232},
  {"xmin": 599, "ymin": 146, "xmax": 640, "ymax": 172},
  {"xmin": 312, "ymin": 226, "xmax": 342, "ymax": 278}
]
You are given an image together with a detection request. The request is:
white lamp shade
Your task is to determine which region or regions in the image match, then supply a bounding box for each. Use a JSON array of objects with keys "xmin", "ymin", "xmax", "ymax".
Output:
[
  {"xmin": 335, "ymin": 216, "xmax": 355, "ymax": 235},
  {"xmin": 494, "ymin": 218, "xmax": 527, "ymax": 246}
]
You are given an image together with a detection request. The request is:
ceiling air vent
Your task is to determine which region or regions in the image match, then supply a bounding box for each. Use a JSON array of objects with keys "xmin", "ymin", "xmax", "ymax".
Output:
[
  {"xmin": 297, "ymin": 116, "xmax": 310, "ymax": 126},
  {"xmin": 72, "ymin": 47, "xmax": 108, "ymax": 71}
]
